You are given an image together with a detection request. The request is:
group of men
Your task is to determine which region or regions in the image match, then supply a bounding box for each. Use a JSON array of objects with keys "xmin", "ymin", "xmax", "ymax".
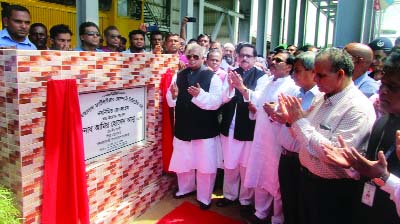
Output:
[{"xmin": 167, "ymin": 35, "xmax": 400, "ymax": 224}]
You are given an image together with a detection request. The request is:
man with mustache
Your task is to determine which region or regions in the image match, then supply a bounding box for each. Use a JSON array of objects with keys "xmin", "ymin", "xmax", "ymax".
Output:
[
  {"xmin": 0, "ymin": 4, "xmax": 36, "ymax": 49},
  {"xmin": 29, "ymin": 23, "xmax": 48, "ymax": 50}
]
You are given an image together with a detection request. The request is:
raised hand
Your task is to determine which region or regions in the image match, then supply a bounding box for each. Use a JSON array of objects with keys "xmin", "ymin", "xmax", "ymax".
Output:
[
  {"xmin": 187, "ymin": 83, "xmax": 201, "ymax": 97},
  {"xmin": 170, "ymin": 82, "xmax": 178, "ymax": 99},
  {"xmin": 278, "ymin": 94, "xmax": 304, "ymax": 124}
]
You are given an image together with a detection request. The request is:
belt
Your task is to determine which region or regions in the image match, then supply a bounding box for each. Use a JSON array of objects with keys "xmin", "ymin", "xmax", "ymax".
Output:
[{"xmin": 281, "ymin": 147, "xmax": 298, "ymax": 157}]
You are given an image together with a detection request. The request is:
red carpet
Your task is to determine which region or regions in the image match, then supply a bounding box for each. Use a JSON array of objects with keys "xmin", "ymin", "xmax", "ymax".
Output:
[{"xmin": 157, "ymin": 201, "xmax": 244, "ymax": 224}]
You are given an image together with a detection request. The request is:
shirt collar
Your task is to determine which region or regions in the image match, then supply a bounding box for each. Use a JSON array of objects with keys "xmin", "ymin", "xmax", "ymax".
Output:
[
  {"xmin": 1, "ymin": 28, "xmax": 33, "ymax": 46},
  {"xmin": 353, "ymin": 71, "xmax": 370, "ymax": 86},
  {"xmin": 324, "ymin": 83, "xmax": 355, "ymax": 105}
]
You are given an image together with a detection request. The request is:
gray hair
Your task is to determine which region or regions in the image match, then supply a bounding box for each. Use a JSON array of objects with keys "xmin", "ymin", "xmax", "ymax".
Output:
[
  {"xmin": 185, "ymin": 42, "xmax": 206, "ymax": 58},
  {"xmin": 295, "ymin": 51, "xmax": 316, "ymax": 71},
  {"xmin": 316, "ymin": 48, "xmax": 354, "ymax": 77}
]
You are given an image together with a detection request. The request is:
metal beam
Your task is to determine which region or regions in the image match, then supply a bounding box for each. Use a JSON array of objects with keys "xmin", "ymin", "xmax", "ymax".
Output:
[
  {"xmin": 211, "ymin": 13, "xmax": 225, "ymax": 41},
  {"xmin": 203, "ymin": 2, "xmax": 245, "ymax": 19}
]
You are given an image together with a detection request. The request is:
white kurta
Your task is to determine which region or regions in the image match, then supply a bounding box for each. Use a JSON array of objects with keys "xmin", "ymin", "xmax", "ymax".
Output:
[
  {"xmin": 220, "ymin": 74, "xmax": 271, "ymax": 169},
  {"xmin": 167, "ymin": 74, "xmax": 223, "ymax": 174},
  {"xmin": 244, "ymin": 76, "xmax": 299, "ymax": 196}
]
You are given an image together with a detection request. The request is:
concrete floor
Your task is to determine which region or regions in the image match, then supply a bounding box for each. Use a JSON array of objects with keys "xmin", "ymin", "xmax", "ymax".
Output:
[{"xmin": 132, "ymin": 189, "xmax": 248, "ymax": 224}]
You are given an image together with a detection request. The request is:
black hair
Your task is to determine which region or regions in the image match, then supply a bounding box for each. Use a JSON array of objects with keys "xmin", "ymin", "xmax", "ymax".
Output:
[
  {"xmin": 49, "ymin": 24, "xmax": 73, "ymax": 39},
  {"xmin": 3, "ymin": 4, "xmax": 30, "ymax": 19},
  {"xmin": 128, "ymin": 29, "xmax": 146, "ymax": 40},
  {"xmin": 79, "ymin": 21, "xmax": 99, "ymax": 36}
]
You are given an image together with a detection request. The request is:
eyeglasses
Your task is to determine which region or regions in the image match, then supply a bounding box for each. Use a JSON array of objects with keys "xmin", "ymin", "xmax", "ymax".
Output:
[
  {"xmin": 84, "ymin": 31, "xmax": 101, "ymax": 37},
  {"xmin": 110, "ymin": 34, "xmax": 121, "ymax": 39},
  {"xmin": 186, "ymin": 54, "xmax": 200, "ymax": 60},
  {"xmin": 238, "ymin": 54, "xmax": 254, "ymax": 59}
]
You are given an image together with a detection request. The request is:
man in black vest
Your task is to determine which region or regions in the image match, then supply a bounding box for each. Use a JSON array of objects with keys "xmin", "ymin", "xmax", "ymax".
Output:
[
  {"xmin": 216, "ymin": 43, "xmax": 267, "ymax": 215},
  {"xmin": 166, "ymin": 43, "xmax": 223, "ymax": 210},
  {"xmin": 322, "ymin": 48, "xmax": 400, "ymax": 224}
]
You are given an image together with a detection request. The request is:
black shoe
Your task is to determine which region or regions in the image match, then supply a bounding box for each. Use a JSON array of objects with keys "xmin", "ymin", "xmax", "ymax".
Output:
[
  {"xmin": 172, "ymin": 190, "xmax": 196, "ymax": 199},
  {"xmin": 240, "ymin": 204, "xmax": 255, "ymax": 218},
  {"xmin": 197, "ymin": 200, "xmax": 211, "ymax": 210},
  {"xmin": 247, "ymin": 214, "xmax": 267, "ymax": 224},
  {"xmin": 216, "ymin": 198, "xmax": 235, "ymax": 207}
]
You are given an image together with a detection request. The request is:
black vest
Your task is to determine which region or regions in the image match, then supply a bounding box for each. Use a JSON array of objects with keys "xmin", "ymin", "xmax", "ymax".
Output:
[
  {"xmin": 174, "ymin": 66, "xmax": 219, "ymax": 141},
  {"xmin": 354, "ymin": 114, "xmax": 400, "ymax": 224},
  {"xmin": 220, "ymin": 67, "xmax": 265, "ymax": 141}
]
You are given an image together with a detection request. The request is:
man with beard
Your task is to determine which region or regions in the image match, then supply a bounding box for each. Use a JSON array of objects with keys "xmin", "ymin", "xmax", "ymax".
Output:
[
  {"xmin": 220, "ymin": 43, "xmax": 235, "ymax": 71},
  {"xmin": 167, "ymin": 43, "xmax": 222, "ymax": 210},
  {"xmin": 124, "ymin": 30, "xmax": 146, "ymax": 53},
  {"xmin": 29, "ymin": 23, "xmax": 48, "ymax": 50},
  {"xmin": 74, "ymin": 22, "xmax": 102, "ymax": 52},
  {"xmin": 0, "ymin": 4, "xmax": 36, "ymax": 49}
]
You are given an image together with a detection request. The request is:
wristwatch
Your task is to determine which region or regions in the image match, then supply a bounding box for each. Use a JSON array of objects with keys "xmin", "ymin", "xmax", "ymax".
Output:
[{"xmin": 373, "ymin": 172, "xmax": 390, "ymax": 187}]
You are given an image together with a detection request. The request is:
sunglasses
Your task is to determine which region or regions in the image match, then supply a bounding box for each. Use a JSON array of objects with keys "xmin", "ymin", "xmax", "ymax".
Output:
[
  {"xmin": 85, "ymin": 31, "xmax": 101, "ymax": 37},
  {"xmin": 186, "ymin": 54, "xmax": 200, "ymax": 60},
  {"xmin": 110, "ymin": 34, "xmax": 121, "ymax": 39}
]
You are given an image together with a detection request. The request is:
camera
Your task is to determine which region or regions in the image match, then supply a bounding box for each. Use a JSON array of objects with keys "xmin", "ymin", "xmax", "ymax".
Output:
[
  {"xmin": 187, "ymin": 17, "xmax": 196, "ymax": 22},
  {"xmin": 147, "ymin": 25, "xmax": 159, "ymax": 32}
]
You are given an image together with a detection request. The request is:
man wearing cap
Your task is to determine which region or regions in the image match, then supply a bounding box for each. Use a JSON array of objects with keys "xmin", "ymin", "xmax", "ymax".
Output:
[
  {"xmin": 368, "ymin": 37, "xmax": 393, "ymax": 81},
  {"xmin": 220, "ymin": 43, "xmax": 236, "ymax": 71}
]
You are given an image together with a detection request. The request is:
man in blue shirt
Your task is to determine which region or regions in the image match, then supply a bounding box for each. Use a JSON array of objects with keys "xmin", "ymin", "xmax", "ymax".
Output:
[
  {"xmin": 344, "ymin": 43, "xmax": 379, "ymax": 98},
  {"xmin": 0, "ymin": 4, "xmax": 36, "ymax": 50}
]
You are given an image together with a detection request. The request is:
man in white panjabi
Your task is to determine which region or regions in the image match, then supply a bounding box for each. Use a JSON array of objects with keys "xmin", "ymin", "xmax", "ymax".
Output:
[
  {"xmin": 167, "ymin": 43, "xmax": 223, "ymax": 210},
  {"xmin": 244, "ymin": 51, "xmax": 299, "ymax": 224}
]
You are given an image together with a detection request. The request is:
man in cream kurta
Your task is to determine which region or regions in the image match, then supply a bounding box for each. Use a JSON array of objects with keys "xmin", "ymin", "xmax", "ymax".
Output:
[{"xmin": 244, "ymin": 51, "xmax": 299, "ymax": 224}]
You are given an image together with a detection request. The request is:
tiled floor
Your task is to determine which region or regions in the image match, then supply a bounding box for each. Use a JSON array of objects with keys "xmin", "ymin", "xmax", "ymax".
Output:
[{"xmin": 132, "ymin": 189, "xmax": 248, "ymax": 224}]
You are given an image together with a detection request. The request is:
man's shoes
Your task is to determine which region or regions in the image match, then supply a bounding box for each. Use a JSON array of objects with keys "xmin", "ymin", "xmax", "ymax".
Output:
[
  {"xmin": 247, "ymin": 214, "xmax": 267, "ymax": 224},
  {"xmin": 240, "ymin": 204, "xmax": 254, "ymax": 218},
  {"xmin": 172, "ymin": 190, "xmax": 196, "ymax": 199},
  {"xmin": 216, "ymin": 198, "xmax": 236, "ymax": 207},
  {"xmin": 197, "ymin": 200, "xmax": 211, "ymax": 210}
]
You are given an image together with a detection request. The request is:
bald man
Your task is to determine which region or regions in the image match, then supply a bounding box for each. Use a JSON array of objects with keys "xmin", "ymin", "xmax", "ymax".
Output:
[{"xmin": 344, "ymin": 43, "xmax": 379, "ymax": 97}]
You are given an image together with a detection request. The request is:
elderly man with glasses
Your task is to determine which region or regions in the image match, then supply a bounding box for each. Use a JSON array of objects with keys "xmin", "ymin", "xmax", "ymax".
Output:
[
  {"xmin": 74, "ymin": 21, "xmax": 103, "ymax": 52},
  {"xmin": 166, "ymin": 42, "xmax": 223, "ymax": 210},
  {"xmin": 216, "ymin": 43, "xmax": 268, "ymax": 218}
]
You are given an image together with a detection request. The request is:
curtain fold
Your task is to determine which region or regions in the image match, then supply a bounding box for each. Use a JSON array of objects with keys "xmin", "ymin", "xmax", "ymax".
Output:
[
  {"xmin": 41, "ymin": 79, "xmax": 89, "ymax": 224},
  {"xmin": 161, "ymin": 69, "xmax": 174, "ymax": 173}
]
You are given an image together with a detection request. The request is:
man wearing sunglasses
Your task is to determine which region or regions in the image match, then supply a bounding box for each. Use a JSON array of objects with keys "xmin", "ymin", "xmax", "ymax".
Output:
[
  {"xmin": 167, "ymin": 43, "xmax": 223, "ymax": 210},
  {"xmin": 74, "ymin": 21, "xmax": 103, "ymax": 52},
  {"xmin": 100, "ymin": 25, "xmax": 121, "ymax": 52}
]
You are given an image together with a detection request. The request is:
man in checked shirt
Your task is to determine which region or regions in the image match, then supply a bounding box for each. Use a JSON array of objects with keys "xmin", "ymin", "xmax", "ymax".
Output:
[{"xmin": 278, "ymin": 48, "xmax": 376, "ymax": 224}]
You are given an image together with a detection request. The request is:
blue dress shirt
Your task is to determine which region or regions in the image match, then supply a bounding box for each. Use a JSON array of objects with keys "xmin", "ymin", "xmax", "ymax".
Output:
[
  {"xmin": 0, "ymin": 29, "xmax": 36, "ymax": 50},
  {"xmin": 354, "ymin": 71, "xmax": 379, "ymax": 98}
]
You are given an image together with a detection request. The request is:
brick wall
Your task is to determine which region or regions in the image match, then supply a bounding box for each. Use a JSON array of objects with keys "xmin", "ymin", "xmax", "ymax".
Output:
[{"xmin": 0, "ymin": 49, "xmax": 179, "ymax": 224}]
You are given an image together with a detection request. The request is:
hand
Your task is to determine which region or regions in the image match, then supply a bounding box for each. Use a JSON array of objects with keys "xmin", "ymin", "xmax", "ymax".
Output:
[
  {"xmin": 229, "ymin": 71, "xmax": 246, "ymax": 92},
  {"xmin": 178, "ymin": 60, "xmax": 186, "ymax": 71},
  {"xmin": 170, "ymin": 82, "xmax": 178, "ymax": 99},
  {"xmin": 321, "ymin": 135, "xmax": 351, "ymax": 168},
  {"xmin": 248, "ymin": 102, "xmax": 256, "ymax": 114},
  {"xmin": 139, "ymin": 23, "xmax": 147, "ymax": 32},
  {"xmin": 188, "ymin": 83, "xmax": 201, "ymax": 97},
  {"xmin": 344, "ymin": 148, "xmax": 389, "ymax": 180},
  {"xmin": 182, "ymin": 17, "xmax": 188, "ymax": 26},
  {"xmin": 263, "ymin": 102, "xmax": 276, "ymax": 116},
  {"xmin": 278, "ymin": 94, "xmax": 304, "ymax": 124}
]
